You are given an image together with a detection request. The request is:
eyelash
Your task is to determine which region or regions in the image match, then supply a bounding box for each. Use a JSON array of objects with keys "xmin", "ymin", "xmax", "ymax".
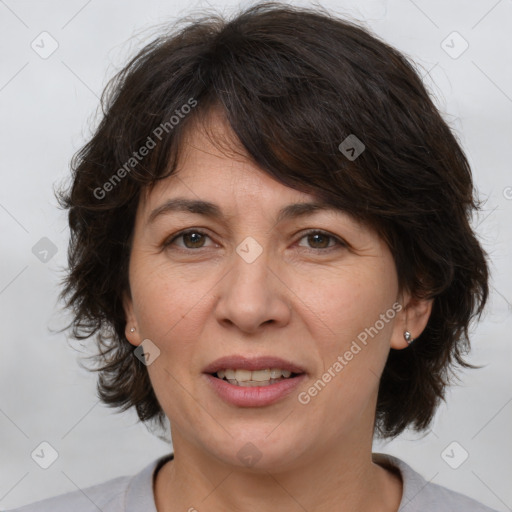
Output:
[{"xmin": 163, "ymin": 228, "xmax": 347, "ymax": 253}]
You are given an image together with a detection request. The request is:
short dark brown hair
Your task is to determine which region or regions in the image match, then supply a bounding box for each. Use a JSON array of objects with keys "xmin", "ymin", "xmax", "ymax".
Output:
[{"xmin": 58, "ymin": 2, "xmax": 489, "ymax": 439}]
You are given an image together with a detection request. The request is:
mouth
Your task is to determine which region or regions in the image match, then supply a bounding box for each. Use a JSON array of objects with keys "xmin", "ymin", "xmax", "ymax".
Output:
[
  {"xmin": 202, "ymin": 355, "xmax": 307, "ymax": 406},
  {"xmin": 210, "ymin": 368, "xmax": 304, "ymax": 387}
]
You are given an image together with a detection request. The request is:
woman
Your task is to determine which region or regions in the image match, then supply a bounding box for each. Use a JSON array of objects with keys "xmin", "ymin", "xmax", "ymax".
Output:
[{"xmin": 8, "ymin": 2, "xmax": 497, "ymax": 511}]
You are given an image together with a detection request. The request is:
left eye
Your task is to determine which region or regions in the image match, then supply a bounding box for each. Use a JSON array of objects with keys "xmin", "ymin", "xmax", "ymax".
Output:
[{"xmin": 297, "ymin": 230, "xmax": 343, "ymax": 250}]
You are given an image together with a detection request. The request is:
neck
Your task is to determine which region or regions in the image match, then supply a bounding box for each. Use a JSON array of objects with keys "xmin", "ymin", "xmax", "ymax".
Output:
[{"xmin": 154, "ymin": 427, "xmax": 402, "ymax": 512}]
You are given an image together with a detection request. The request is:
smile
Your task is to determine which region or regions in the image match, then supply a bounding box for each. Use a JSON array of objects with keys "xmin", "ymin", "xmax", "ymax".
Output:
[
  {"xmin": 205, "ymin": 371, "xmax": 306, "ymax": 407},
  {"xmin": 214, "ymin": 368, "xmax": 298, "ymax": 387}
]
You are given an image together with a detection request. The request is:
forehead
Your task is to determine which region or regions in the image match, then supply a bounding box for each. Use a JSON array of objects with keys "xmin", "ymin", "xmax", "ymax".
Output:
[
  {"xmin": 140, "ymin": 108, "xmax": 316, "ymax": 212},
  {"xmin": 133, "ymin": 108, "xmax": 383, "ymax": 248}
]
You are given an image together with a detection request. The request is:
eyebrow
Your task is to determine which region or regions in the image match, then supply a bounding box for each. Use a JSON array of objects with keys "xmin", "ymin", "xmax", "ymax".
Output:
[{"xmin": 147, "ymin": 197, "xmax": 337, "ymax": 225}]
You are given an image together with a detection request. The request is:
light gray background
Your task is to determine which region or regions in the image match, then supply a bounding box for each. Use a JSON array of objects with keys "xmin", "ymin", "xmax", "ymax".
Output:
[{"xmin": 0, "ymin": 0, "xmax": 511, "ymax": 509}]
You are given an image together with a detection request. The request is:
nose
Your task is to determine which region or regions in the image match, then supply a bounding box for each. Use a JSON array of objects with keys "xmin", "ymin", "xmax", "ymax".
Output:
[{"xmin": 214, "ymin": 246, "xmax": 292, "ymax": 334}]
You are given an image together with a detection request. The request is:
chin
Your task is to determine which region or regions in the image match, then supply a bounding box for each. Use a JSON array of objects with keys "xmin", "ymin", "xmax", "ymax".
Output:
[{"xmin": 205, "ymin": 427, "xmax": 307, "ymax": 472}]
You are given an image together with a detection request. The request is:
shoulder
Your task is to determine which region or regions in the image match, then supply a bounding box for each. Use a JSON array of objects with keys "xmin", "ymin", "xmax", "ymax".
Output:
[
  {"xmin": 373, "ymin": 453, "xmax": 499, "ymax": 512},
  {"xmin": 3, "ymin": 453, "xmax": 173, "ymax": 512},
  {"xmin": 2, "ymin": 475, "xmax": 131, "ymax": 512}
]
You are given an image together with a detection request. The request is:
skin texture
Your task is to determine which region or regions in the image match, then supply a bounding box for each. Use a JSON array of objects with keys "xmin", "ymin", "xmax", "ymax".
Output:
[{"xmin": 123, "ymin": 109, "xmax": 433, "ymax": 512}]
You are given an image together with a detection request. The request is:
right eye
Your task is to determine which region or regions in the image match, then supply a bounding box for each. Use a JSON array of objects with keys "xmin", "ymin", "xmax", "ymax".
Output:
[{"xmin": 163, "ymin": 229, "xmax": 215, "ymax": 250}]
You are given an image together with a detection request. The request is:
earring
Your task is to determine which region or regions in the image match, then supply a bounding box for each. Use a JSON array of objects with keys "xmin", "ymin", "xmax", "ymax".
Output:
[
  {"xmin": 404, "ymin": 330, "xmax": 414, "ymax": 344},
  {"xmin": 130, "ymin": 327, "xmax": 136, "ymax": 333}
]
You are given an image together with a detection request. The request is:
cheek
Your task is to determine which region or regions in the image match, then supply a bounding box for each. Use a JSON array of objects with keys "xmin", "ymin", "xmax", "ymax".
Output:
[
  {"xmin": 129, "ymin": 261, "xmax": 213, "ymax": 423},
  {"xmin": 293, "ymin": 261, "xmax": 398, "ymax": 418},
  {"xmin": 291, "ymin": 260, "xmax": 398, "ymax": 344},
  {"xmin": 129, "ymin": 254, "xmax": 213, "ymax": 341}
]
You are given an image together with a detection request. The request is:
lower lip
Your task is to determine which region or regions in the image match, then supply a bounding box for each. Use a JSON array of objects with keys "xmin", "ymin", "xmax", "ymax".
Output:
[{"xmin": 204, "ymin": 373, "xmax": 307, "ymax": 407}]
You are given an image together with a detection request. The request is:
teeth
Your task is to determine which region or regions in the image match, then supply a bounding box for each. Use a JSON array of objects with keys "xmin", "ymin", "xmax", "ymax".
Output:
[
  {"xmin": 249, "ymin": 369, "xmax": 270, "ymax": 381},
  {"xmin": 226, "ymin": 379, "xmax": 286, "ymax": 387},
  {"xmin": 270, "ymin": 368, "xmax": 282, "ymax": 379},
  {"xmin": 215, "ymin": 368, "xmax": 295, "ymax": 384},
  {"xmin": 235, "ymin": 369, "xmax": 252, "ymax": 381}
]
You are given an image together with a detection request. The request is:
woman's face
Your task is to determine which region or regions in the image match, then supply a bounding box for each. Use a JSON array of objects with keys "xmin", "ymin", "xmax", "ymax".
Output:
[{"xmin": 124, "ymin": 112, "xmax": 426, "ymax": 471}]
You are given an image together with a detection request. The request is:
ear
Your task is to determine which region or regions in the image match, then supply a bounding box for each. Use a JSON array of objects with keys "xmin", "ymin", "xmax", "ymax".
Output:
[
  {"xmin": 122, "ymin": 291, "xmax": 141, "ymax": 347},
  {"xmin": 390, "ymin": 292, "xmax": 433, "ymax": 350}
]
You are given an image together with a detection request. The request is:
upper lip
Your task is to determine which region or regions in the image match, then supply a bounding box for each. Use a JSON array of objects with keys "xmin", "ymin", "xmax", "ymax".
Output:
[{"xmin": 203, "ymin": 355, "xmax": 306, "ymax": 375}]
